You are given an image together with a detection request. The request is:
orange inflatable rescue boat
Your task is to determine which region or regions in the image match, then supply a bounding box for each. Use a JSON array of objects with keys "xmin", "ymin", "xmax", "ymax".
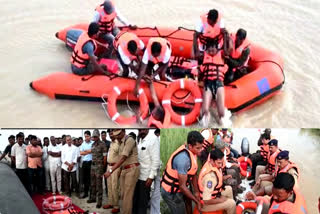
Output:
[{"xmin": 30, "ymin": 23, "xmax": 285, "ymax": 125}]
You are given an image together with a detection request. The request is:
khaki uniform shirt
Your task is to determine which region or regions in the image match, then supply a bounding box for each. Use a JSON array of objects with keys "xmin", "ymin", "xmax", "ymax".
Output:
[
  {"xmin": 119, "ymin": 135, "xmax": 138, "ymax": 166},
  {"xmin": 107, "ymin": 140, "xmax": 120, "ymax": 164}
]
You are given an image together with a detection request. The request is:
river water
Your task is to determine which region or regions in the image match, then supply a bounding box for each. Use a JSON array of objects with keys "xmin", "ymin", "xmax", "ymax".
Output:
[{"xmin": 0, "ymin": 0, "xmax": 319, "ymax": 127}]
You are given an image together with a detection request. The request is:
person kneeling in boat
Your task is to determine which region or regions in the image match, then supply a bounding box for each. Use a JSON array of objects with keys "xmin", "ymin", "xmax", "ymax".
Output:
[
  {"xmin": 93, "ymin": 0, "xmax": 137, "ymax": 57},
  {"xmin": 113, "ymin": 32, "xmax": 145, "ymax": 77},
  {"xmin": 198, "ymin": 149, "xmax": 236, "ymax": 214},
  {"xmin": 199, "ymin": 42, "xmax": 229, "ymax": 126},
  {"xmin": 246, "ymin": 173, "xmax": 307, "ymax": 214},
  {"xmin": 134, "ymin": 37, "xmax": 172, "ymax": 97},
  {"xmin": 252, "ymin": 150, "xmax": 300, "ymax": 197},
  {"xmin": 193, "ymin": 9, "xmax": 229, "ymax": 63},
  {"xmin": 70, "ymin": 22, "xmax": 111, "ymax": 76},
  {"xmin": 224, "ymin": 28, "xmax": 251, "ymax": 85}
]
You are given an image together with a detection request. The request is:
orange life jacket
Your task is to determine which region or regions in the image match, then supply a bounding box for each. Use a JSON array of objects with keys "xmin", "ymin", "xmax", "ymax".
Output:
[
  {"xmin": 200, "ymin": 51, "xmax": 228, "ymax": 81},
  {"xmin": 114, "ymin": 32, "xmax": 144, "ymax": 62},
  {"xmin": 260, "ymin": 144, "xmax": 269, "ymax": 162},
  {"xmin": 198, "ymin": 13, "xmax": 224, "ymax": 48},
  {"xmin": 200, "ymin": 129, "xmax": 215, "ymax": 150},
  {"xmin": 161, "ymin": 144, "xmax": 198, "ymax": 194},
  {"xmin": 269, "ymin": 190, "xmax": 308, "ymax": 214},
  {"xmin": 266, "ymin": 149, "xmax": 281, "ymax": 173},
  {"xmin": 95, "ymin": 1, "xmax": 117, "ymax": 34},
  {"xmin": 198, "ymin": 161, "xmax": 223, "ymax": 202},
  {"xmin": 146, "ymin": 37, "xmax": 171, "ymax": 64},
  {"xmin": 275, "ymin": 161, "xmax": 300, "ymax": 180},
  {"xmin": 70, "ymin": 32, "xmax": 97, "ymax": 68},
  {"xmin": 230, "ymin": 33, "xmax": 250, "ymax": 63}
]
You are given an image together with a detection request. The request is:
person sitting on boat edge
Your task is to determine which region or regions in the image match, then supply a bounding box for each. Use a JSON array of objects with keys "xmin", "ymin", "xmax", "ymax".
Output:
[
  {"xmin": 133, "ymin": 37, "xmax": 172, "ymax": 100},
  {"xmin": 245, "ymin": 173, "xmax": 307, "ymax": 214},
  {"xmin": 198, "ymin": 41, "xmax": 231, "ymax": 126},
  {"xmin": 93, "ymin": 0, "xmax": 137, "ymax": 58},
  {"xmin": 70, "ymin": 22, "xmax": 111, "ymax": 76},
  {"xmin": 193, "ymin": 9, "xmax": 228, "ymax": 63},
  {"xmin": 224, "ymin": 28, "xmax": 251, "ymax": 85},
  {"xmin": 113, "ymin": 32, "xmax": 145, "ymax": 77}
]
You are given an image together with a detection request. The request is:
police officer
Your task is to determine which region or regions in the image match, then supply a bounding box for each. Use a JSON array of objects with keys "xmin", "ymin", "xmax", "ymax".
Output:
[
  {"xmin": 103, "ymin": 129, "xmax": 140, "ymax": 214},
  {"xmin": 87, "ymin": 129, "xmax": 107, "ymax": 208},
  {"xmin": 103, "ymin": 129, "xmax": 121, "ymax": 213},
  {"xmin": 199, "ymin": 149, "xmax": 236, "ymax": 214}
]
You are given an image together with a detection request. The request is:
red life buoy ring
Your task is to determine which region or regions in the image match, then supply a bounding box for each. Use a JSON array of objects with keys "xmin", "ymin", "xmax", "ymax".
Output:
[
  {"xmin": 237, "ymin": 156, "xmax": 253, "ymax": 177},
  {"xmin": 162, "ymin": 79, "xmax": 202, "ymax": 126},
  {"xmin": 43, "ymin": 195, "xmax": 72, "ymax": 211},
  {"xmin": 107, "ymin": 84, "xmax": 149, "ymax": 125},
  {"xmin": 147, "ymin": 108, "xmax": 171, "ymax": 128},
  {"xmin": 236, "ymin": 201, "xmax": 257, "ymax": 214}
]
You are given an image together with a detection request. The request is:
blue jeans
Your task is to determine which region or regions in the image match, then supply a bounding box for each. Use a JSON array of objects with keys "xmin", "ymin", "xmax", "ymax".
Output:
[{"xmin": 160, "ymin": 187, "xmax": 186, "ymax": 214}]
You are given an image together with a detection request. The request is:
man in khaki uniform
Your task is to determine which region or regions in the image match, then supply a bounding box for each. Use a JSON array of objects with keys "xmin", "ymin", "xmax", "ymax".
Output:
[
  {"xmin": 104, "ymin": 129, "xmax": 140, "ymax": 214},
  {"xmin": 103, "ymin": 130, "xmax": 121, "ymax": 213},
  {"xmin": 200, "ymin": 150, "xmax": 236, "ymax": 214}
]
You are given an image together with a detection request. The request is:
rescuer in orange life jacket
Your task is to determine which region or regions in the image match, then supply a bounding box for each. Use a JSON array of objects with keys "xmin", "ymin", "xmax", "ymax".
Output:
[
  {"xmin": 70, "ymin": 22, "xmax": 111, "ymax": 76},
  {"xmin": 246, "ymin": 173, "xmax": 307, "ymax": 214},
  {"xmin": 160, "ymin": 131, "xmax": 204, "ymax": 214},
  {"xmin": 224, "ymin": 28, "xmax": 251, "ymax": 85}
]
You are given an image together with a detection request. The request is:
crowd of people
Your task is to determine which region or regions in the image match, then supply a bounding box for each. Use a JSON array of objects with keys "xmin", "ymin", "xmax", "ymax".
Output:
[
  {"xmin": 65, "ymin": 0, "xmax": 251, "ymax": 127},
  {"xmin": 160, "ymin": 128, "xmax": 308, "ymax": 214},
  {"xmin": 0, "ymin": 129, "xmax": 161, "ymax": 214}
]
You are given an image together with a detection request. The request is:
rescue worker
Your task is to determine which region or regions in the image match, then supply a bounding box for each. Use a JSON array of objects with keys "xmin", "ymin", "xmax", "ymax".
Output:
[
  {"xmin": 160, "ymin": 131, "xmax": 204, "ymax": 214},
  {"xmin": 198, "ymin": 42, "xmax": 230, "ymax": 126},
  {"xmin": 224, "ymin": 28, "xmax": 251, "ymax": 84},
  {"xmin": 113, "ymin": 32, "xmax": 145, "ymax": 77},
  {"xmin": 222, "ymin": 131, "xmax": 239, "ymax": 158},
  {"xmin": 253, "ymin": 139, "xmax": 281, "ymax": 188},
  {"xmin": 103, "ymin": 129, "xmax": 140, "ymax": 214},
  {"xmin": 103, "ymin": 130, "xmax": 121, "ymax": 213},
  {"xmin": 93, "ymin": 0, "xmax": 137, "ymax": 57},
  {"xmin": 257, "ymin": 128, "xmax": 272, "ymax": 146},
  {"xmin": 253, "ymin": 150, "xmax": 300, "ymax": 197},
  {"xmin": 246, "ymin": 173, "xmax": 307, "ymax": 214},
  {"xmin": 199, "ymin": 128, "xmax": 219, "ymax": 164},
  {"xmin": 193, "ymin": 9, "xmax": 228, "ymax": 62},
  {"xmin": 134, "ymin": 37, "xmax": 172, "ymax": 94},
  {"xmin": 215, "ymin": 140, "xmax": 243, "ymax": 200},
  {"xmin": 198, "ymin": 149, "xmax": 236, "ymax": 214},
  {"xmin": 248, "ymin": 132, "xmax": 270, "ymax": 181},
  {"xmin": 87, "ymin": 129, "xmax": 107, "ymax": 209},
  {"xmin": 70, "ymin": 22, "xmax": 110, "ymax": 76}
]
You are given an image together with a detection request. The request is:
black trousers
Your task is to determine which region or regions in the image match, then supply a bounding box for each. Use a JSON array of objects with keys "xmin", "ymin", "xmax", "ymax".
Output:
[
  {"xmin": 28, "ymin": 167, "xmax": 44, "ymax": 194},
  {"xmin": 16, "ymin": 168, "xmax": 31, "ymax": 194},
  {"xmin": 82, "ymin": 161, "xmax": 92, "ymax": 195},
  {"xmin": 250, "ymin": 152, "xmax": 267, "ymax": 178},
  {"xmin": 132, "ymin": 179, "xmax": 151, "ymax": 214},
  {"xmin": 63, "ymin": 169, "xmax": 77, "ymax": 195}
]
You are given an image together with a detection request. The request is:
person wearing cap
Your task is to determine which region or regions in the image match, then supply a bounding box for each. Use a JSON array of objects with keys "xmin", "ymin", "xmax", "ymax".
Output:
[
  {"xmin": 160, "ymin": 131, "xmax": 204, "ymax": 214},
  {"xmin": 103, "ymin": 129, "xmax": 140, "ymax": 214},
  {"xmin": 253, "ymin": 139, "xmax": 281, "ymax": 187},
  {"xmin": 93, "ymin": 0, "xmax": 137, "ymax": 58},
  {"xmin": 0, "ymin": 135, "xmax": 16, "ymax": 169},
  {"xmin": 215, "ymin": 139, "xmax": 243, "ymax": 200},
  {"xmin": 252, "ymin": 150, "xmax": 300, "ymax": 196},
  {"xmin": 132, "ymin": 129, "xmax": 160, "ymax": 214},
  {"xmin": 103, "ymin": 129, "xmax": 121, "ymax": 213},
  {"xmin": 86, "ymin": 129, "xmax": 107, "ymax": 208}
]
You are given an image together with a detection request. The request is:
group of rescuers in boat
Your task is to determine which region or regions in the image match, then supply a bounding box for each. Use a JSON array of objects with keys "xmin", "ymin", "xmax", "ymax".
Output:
[
  {"xmin": 67, "ymin": 0, "xmax": 251, "ymax": 126},
  {"xmin": 160, "ymin": 128, "xmax": 307, "ymax": 214}
]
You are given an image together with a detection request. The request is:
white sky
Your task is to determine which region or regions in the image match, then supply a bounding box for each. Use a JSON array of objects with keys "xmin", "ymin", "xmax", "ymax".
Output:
[{"xmin": 0, "ymin": 129, "xmax": 154, "ymax": 152}]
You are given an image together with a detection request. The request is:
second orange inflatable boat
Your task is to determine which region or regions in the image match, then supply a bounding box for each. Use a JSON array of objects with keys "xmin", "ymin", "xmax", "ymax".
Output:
[{"xmin": 30, "ymin": 23, "xmax": 285, "ymax": 114}]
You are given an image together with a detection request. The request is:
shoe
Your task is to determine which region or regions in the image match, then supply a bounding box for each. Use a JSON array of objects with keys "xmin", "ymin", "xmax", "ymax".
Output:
[
  {"xmin": 249, "ymin": 181, "xmax": 255, "ymax": 186},
  {"xmin": 58, "ymin": 192, "xmax": 62, "ymax": 195},
  {"xmin": 87, "ymin": 199, "xmax": 96, "ymax": 203},
  {"xmin": 247, "ymin": 176, "xmax": 255, "ymax": 181},
  {"xmin": 103, "ymin": 204, "xmax": 113, "ymax": 209},
  {"xmin": 52, "ymin": 192, "xmax": 56, "ymax": 195},
  {"xmin": 111, "ymin": 208, "xmax": 120, "ymax": 213},
  {"xmin": 80, "ymin": 194, "xmax": 88, "ymax": 199},
  {"xmin": 96, "ymin": 202, "xmax": 102, "ymax": 209}
]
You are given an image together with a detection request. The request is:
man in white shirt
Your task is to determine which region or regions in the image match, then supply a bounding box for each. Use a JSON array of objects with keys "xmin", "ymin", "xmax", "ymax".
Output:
[
  {"xmin": 42, "ymin": 137, "xmax": 51, "ymax": 192},
  {"xmin": 11, "ymin": 133, "xmax": 30, "ymax": 194},
  {"xmin": 79, "ymin": 130, "xmax": 93, "ymax": 199},
  {"xmin": 132, "ymin": 129, "xmax": 161, "ymax": 214},
  {"xmin": 61, "ymin": 135, "xmax": 79, "ymax": 197},
  {"xmin": 150, "ymin": 129, "xmax": 161, "ymax": 214},
  {"xmin": 48, "ymin": 137, "xmax": 62, "ymax": 195}
]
